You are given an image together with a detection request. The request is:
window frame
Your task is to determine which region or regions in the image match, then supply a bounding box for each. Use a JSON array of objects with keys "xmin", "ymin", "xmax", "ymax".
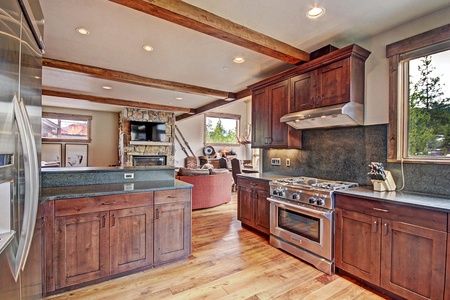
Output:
[
  {"xmin": 204, "ymin": 112, "xmax": 240, "ymax": 146},
  {"xmin": 42, "ymin": 112, "xmax": 92, "ymax": 143},
  {"xmin": 386, "ymin": 23, "xmax": 450, "ymax": 164}
]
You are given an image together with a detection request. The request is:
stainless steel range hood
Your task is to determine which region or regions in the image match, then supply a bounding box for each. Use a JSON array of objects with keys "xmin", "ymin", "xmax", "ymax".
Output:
[{"xmin": 280, "ymin": 102, "xmax": 364, "ymax": 130}]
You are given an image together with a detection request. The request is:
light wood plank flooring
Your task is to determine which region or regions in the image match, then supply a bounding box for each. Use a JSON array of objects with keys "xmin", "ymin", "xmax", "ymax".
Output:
[{"xmin": 45, "ymin": 193, "xmax": 391, "ymax": 300}]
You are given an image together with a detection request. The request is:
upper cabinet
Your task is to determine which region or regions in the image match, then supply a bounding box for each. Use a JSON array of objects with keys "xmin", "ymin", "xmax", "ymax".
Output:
[
  {"xmin": 251, "ymin": 81, "xmax": 301, "ymax": 148},
  {"xmin": 249, "ymin": 44, "xmax": 370, "ymax": 148}
]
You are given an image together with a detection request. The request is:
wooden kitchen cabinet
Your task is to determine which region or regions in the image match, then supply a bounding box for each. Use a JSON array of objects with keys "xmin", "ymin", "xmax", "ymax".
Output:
[
  {"xmin": 290, "ymin": 58, "xmax": 358, "ymax": 111},
  {"xmin": 237, "ymin": 177, "xmax": 270, "ymax": 235},
  {"xmin": 335, "ymin": 195, "xmax": 447, "ymax": 300},
  {"xmin": 52, "ymin": 193, "xmax": 154, "ymax": 290},
  {"xmin": 154, "ymin": 189, "xmax": 191, "ymax": 265},
  {"xmin": 251, "ymin": 80, "xmax": 301, "ymax": 149}
]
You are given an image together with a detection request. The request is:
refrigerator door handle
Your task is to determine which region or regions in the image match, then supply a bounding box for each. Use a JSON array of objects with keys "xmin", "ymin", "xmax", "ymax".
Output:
[{"xmin": 11, "ymin": 96, "xmax": 39, "ymax": 281}]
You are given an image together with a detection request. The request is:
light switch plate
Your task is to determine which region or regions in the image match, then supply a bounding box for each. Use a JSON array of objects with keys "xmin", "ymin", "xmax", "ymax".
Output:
[
  {"xmin": 124, "ymin": 173, "xmax": 134, "ymax": 179},
  {"xmin": 286, "ymin": 158, "xmax": 291, "ymax": 167},
  {"xmin": 271, "ymin": 158, "xmax": 281, "ymax": 166}
]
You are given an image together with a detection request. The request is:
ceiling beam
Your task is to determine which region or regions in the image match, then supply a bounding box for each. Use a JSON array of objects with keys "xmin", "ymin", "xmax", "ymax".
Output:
[
  {"xmin": 176, "ymin": 88, "xmax": 251, "ymax": 121},
  {"xmin": 43, "ymin": 58, "xmax": 236, "ymax": 99},
  {"xmin": 43, "ymin": 89, "xmax": 195, "ymax": 113},
  {"xmin": 109, "ymin": 0, "xmax": 310, "ymax": 65}
]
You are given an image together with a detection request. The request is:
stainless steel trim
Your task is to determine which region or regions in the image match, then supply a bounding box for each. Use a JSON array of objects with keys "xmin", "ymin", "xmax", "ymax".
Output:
[
  {"xmin": 269, "ymin": 198, "xmax": 333, "ymax": 261},
  {"xmin": 280, "ymin": 102, "xmax": 364, "ymax": 130},
  {"xmin": 268, "ymin": 197, "xmax": 332, "ymax": 220},
  {"xmin": 270, "ymin": 235, "xmax": 334, "ymax": 275},
  {"xmin": 12, "ymin": 96, "xmax": 39, "ymax": 280},
  {"xmin": 373, "ymin": 207, "xmax": 389, "ymax": 213}
]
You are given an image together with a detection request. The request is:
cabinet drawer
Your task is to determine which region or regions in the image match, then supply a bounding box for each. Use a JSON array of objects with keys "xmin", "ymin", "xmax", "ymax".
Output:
[
  {"xmin": 237, "ymin": 177, "xmax": 269, "ymax": 191},
  {"xmin": 55, "ymin": 193, "xmax": 153, "ymax": 217},
  {"xmin": 154, "ymin": 189, "xmax": 190, "ymax": 204},
  {"xmin": 336, "ymin": 194, "xmax": 447, "ymax": 231}
]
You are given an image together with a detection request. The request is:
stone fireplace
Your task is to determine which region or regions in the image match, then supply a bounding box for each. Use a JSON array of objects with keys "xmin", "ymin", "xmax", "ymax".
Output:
[{"xmin": 119, "ymin": 108, "xmax": 175, "ymax": 166}]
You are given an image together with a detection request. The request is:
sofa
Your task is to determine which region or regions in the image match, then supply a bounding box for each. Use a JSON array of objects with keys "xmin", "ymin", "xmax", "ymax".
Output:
[{"xmin": 176, "ymin": 167, "xmax": 232, "ymax": 210}]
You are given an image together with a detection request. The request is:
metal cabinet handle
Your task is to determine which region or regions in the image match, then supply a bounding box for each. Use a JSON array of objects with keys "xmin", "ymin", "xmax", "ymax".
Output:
[
  {"xmin": 373, "ymin": 220, "xmax": 378, "ymax": 233},
  {"xmin": 101, "ymin": 214, "xmax": 106, "ymax": 228},
  {"xmin": 111, "ymin": 213, "xmax": 116, "ymax": 227},
  {"xmin": 167, "ymin": 195, "xmax": 176, "ymax": 199},
  {"xmin": 102, "ymin": 201, "xmax": 117, "ymax": 205},
  {"xmin": 383, "ymin": 223, "xmax": 388, "ymax": 235},
  {"xmin": 373, "ymin": 208, "xmax": 389, "ymax": 213},
  {"xmin": 156, "ymin": 209, "xmax": 160, "ymax": 220}
]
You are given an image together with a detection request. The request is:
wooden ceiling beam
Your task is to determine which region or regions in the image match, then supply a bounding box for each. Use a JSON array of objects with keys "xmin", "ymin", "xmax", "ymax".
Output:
[
  {"xmin": 176, "ymin": 88, "xmax": 251, "ymax": 121},
  {"xmin": 43, "ymin": 58, "xmax": 235, "ymax": 99},
  {"xmin": 43, "ymin": 89, "xmax": 195, "ymax": 113},
  {"xmin": 109, "ymin": 0, "xmax": 310, "ymax": 65}
]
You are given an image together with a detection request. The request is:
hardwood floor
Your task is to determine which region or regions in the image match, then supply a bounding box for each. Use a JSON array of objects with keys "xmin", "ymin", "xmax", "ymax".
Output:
[{"xmin": 45, "ymin": 193, "xmax": 392, "ymax": 300}]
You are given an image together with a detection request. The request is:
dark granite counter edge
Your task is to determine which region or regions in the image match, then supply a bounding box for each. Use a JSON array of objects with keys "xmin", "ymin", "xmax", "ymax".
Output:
[
  {"xmin": 335, "ymin": 186, "xmax": 450, "ymax": 212},
  {"xmin": 41, "ymin": 180, "xmax": 193, "ymax": 202},
  {"xmin": 41, "ymin": 165, "xmax": 176, "ymax": 173},
  {"xmin": 237, "ymin": 172, "xmax": 291, "ymax": 182}
]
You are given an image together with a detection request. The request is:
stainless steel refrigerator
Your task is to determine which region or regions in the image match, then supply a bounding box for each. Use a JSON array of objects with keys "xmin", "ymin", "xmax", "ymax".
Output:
[{"xmin": 0, "ymin": 0, "xmax": 44, "ymax": 299}]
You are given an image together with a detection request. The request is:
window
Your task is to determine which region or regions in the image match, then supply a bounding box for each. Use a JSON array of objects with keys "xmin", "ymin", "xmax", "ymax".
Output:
[
  {"xmin": 42, "ymin": 112, "xmax": 92, "ymax": 142},
  {"xmin": 204, "ymin": 113, "xmax": 240, "ymax": 146},
  {"xmin": 386, "ymin": 24, "xmax": 450, "ymax": 163}
]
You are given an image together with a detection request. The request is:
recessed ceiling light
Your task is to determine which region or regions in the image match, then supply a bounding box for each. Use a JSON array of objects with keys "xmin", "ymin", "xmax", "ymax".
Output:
[
  {"xmin": 233, "ymin": 57, "xmax": 245, "ymax": 64},
  {"xmin": 102, "ymin": 85, "xmax": 112, "ymax": 90},
  {"xmin": 34, "ymin": 76, "xmax": 40, "ymax": 79},
  {"xmin": 306, "ymin": 6, "xmax": 325, "ymax": 19},
  {"xmin": 142, "ymin": 45, "xmax": 154, "ymax": 52},
  {"xmin": 222, "ymin": 66, "xmax": 229, "ymax": 70},
  {"xmin": 176, "ymin": 97, "xmax": 183, "ymax": 101},
  {"xmin": 75, "ymin": 27, "xmax": 90, "ymax": 35}
]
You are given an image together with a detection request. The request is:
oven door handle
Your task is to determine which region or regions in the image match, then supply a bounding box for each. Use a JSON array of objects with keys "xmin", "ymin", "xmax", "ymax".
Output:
[{"xmin": 267, "ymin": 197, "xmax": 333, "ymax": 220}]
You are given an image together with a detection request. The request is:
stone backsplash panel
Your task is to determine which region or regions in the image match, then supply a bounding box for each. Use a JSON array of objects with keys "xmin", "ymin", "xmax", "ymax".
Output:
[{"xmin": 119, "ymin": 108, "xmax": 175, "ymax": 166}]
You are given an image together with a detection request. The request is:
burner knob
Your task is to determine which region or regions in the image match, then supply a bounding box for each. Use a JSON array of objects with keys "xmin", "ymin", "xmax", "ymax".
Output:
[
  {"xmin": 309, "ymin": 196, "xmax": 316, "ymax": 204},
  {"xmin": 316, "ymin": 199, "xmax": 325, "ymax": 206},
  {"xmin": 292, "ymin": 192, "xmax": 300, "ymax": 200}
]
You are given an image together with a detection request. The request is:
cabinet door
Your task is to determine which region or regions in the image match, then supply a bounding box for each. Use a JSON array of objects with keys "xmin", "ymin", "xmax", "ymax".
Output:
[
  {"xmin": 268, "ymin": 80, "xmax": 289, "ymax": 147},
  {"xmin": 54, "ymin": 212, "xmax": 110, "ymax": 289},
  {"xmin": 316, "ymin": 59, "xmax": 350, "ymax": 107},
  {"xmin": 154, "ymin": 202, "xmax": 191, "ymax": 265},
  {"xmin": 381, "ymin": 220, "xmax": 446, "ymax": 300},
  {"xmin": 335, "ymin": 209, "xmax": 381, "ymax": 285},
  {"xmin": 251, "ymin": 88, "xmax": 270, "ymax": 148},
  {"xmin": 110, "ymin": 206, "xmax": 153, "ymax": 274},
  {"xmin": 237, "ymin": 184, "xmax": 255, "ymax": 227},
  {"xmin": 290, "ymin": 72, "xmax": 315, "ymax": 111},
  {"xmin": 254, "ymin": 188, "xmax": 270, "ymax": 234}
]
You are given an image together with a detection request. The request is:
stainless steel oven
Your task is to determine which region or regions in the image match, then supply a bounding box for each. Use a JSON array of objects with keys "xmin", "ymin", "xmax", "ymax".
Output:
[{"xmin": 268, "ymin": 177, "xmax": 358, "ymax": 275}]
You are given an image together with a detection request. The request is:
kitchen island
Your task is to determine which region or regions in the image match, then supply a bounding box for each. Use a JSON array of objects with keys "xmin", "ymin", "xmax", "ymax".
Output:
[{"xmin": 41, "ymin": 166, "xmax": 192, "ymax": 296}]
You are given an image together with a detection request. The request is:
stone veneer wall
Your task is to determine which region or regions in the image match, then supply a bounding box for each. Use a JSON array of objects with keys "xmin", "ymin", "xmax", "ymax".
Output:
[{"xmin": 119, "ymin": 108, "xmax": 175, "ymax": 166}]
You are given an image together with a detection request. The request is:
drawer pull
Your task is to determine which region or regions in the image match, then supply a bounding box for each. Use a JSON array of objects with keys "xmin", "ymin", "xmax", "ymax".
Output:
[
  {"xmin": 167, "ymin": 196, "xmax": 176, "ymax": 199},
  {"xmin": 102, "ymin": 201, "xmax": 117, "ymax": 205},
  {"xmin": 156, "ymin": 209, "xmax": 160, "ymax": 220},
  {"xmin": 373, "ymin": 207, "xmax": 388, "ymax": 213},
  {"xmin": 111, "ymin": 213, "xmax": 116, "ymax": 227},
  {"xmin": 383, "ymin": 223, "xmax": 388, "ymax": 235}
]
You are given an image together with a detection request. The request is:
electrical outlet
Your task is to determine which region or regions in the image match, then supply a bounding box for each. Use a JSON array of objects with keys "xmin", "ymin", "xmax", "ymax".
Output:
[
  {"xmin": 124, "ymin": 173, "xmax": 134, "ymax": 179},
  {"xmin": 286, "ymin": 158, "xmax": 291, "ymax": 167},
  {"xmin": 271, "ymin": 158, "xmax": 281, "ymax": 166}
]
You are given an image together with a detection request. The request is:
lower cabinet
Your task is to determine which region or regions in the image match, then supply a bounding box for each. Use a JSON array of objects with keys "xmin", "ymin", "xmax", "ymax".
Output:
[
  {"xmin": 237, "ymin": 177, "xmax": 270, "ymax": 234},
  {"xmin": 154, "ymin": 189, "xmax": 191, "ymax": 265},
  {"xmin": 45, "ymin": 189, "xmax": 191, "ymax": 294},
  {"xmin": 335, "ymin": 195, "xmax": 447, "ymax": 300}
]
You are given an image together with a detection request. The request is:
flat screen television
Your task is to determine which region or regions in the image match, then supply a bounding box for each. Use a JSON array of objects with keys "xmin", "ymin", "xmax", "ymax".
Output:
[{"xmin": 130, "ymin": 121, "xmax": 166, "ymax": 142}]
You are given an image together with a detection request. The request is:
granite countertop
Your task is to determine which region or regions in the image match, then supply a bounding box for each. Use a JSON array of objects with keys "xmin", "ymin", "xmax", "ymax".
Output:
[
  {"xmin": 336, "ymin": 186, "xmax": 450, "ymax": 212},
  {"xmin": 41, "ymin": 179, "xmax": 192, "ymax": 201},
  {"xmin": 41, "ymin": 165, "xmax": 176, "ymax": 173},
  {"xmin": 237, "ymin": 172, "xmax": 292, "ymax": 182}
]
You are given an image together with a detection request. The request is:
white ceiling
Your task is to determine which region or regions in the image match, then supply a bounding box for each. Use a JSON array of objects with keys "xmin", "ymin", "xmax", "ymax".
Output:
[{"xmin": 40, "ymin": 0, "xmax": 450, "ymax": 114}]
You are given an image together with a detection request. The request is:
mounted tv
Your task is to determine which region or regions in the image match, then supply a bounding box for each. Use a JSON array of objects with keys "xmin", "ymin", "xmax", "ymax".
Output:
[{"xmin": 130, "ymin": 121, "xmax": 166, "ymax": 142}]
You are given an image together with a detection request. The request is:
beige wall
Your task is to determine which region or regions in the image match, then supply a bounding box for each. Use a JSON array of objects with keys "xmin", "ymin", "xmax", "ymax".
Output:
[
  {"xmin": 351, "ymin": 6, "xmax": 450, "ymax": 125},
  {"xmin": 43, "ymin": 106, "xmax": 119, "ymax": 167}
]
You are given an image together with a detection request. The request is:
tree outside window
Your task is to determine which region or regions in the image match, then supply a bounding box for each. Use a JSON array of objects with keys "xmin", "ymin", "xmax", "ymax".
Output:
[
  {"xmin": 408, "ymin": 52, "xmax": 450, "ymax": 157},
  {"xmin": 204, "ymin": 113, "xmax": 240, "ymax": 145}
]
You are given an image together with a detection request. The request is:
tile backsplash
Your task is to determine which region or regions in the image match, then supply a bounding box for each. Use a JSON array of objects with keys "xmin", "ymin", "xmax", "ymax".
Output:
[{"xmin": 263, "ymin": 124, "xmax": 449, "ymax": 197}]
